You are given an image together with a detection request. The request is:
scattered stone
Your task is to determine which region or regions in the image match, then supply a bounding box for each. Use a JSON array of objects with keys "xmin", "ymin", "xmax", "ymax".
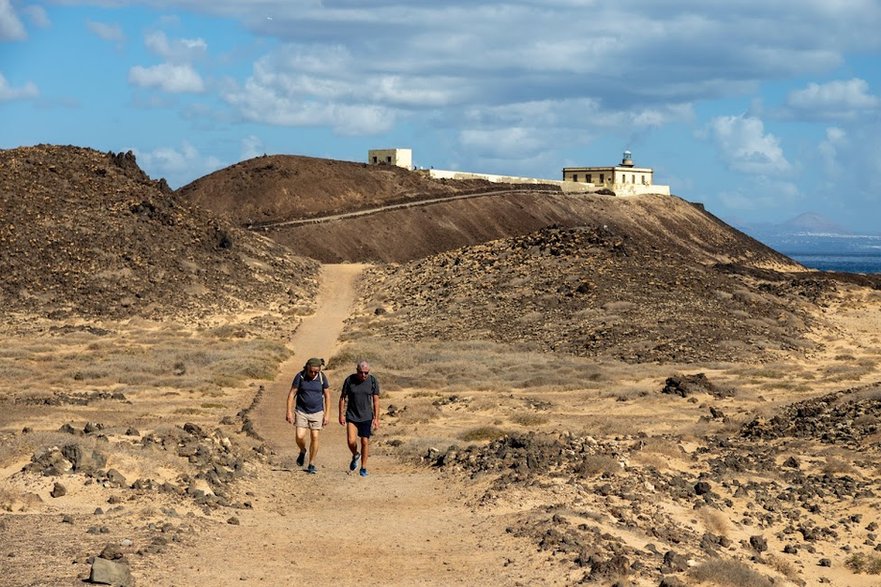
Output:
[
  {"xmin": 61, "ymin": 443, "xmax": 107, "ymax": 474},
  {"xmin": 104, "ymin": 469, "xmax": 127, "ymax": 487},
  {"xmin": 694, "ymin": 481, "xmax": 711, "ymax": 496},
  {"xmin": 83, "ymin": 422, "xmax": 104, "ymax": 434},
  {"xmin": 88, "ymin": 556, "xmax": 132, "ymax": 586},
  {"xmin": 749, "ymin": 535, "xmax": 768, "ymax": 552},
  {"xmin": 99, "ymin": 543, "xmax": 125, "ymax": 561},
  {"xmin": 661, "ymin": 374, "xmax": 734, "ymax": 398},
  {"xmin": 58, "ymin": 422, "xmax": 80, "ymax": 435},
  {"xmin": 50, "ymin": 482, "xmax": 67, "ymax": 498}
]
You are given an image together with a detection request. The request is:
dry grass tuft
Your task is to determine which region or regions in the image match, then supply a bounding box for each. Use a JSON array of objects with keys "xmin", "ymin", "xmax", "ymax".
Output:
[
  {"xmin": 822, "ymin": 455, "xmax": 859, "ymax": 476},
  {"xmin": 765, "ymin": 554, "xmax": 800, "ymax": 582},
  {"xmin": 696, "ymin": 507, "xmax": 731, "ymax": 538},
  {"xmin": 687, "ymin": 558, "xmax": 773, "ymax": 587},
  {"xmin": 395, "ymin": 400, "xmax": 441, "ymax": 424},
  {"xmin": 459, "ymin": 426, "xmax": 507, "ymax": 442},
  {"xmin": 0, "ymin": 327, "xmax": 290, "ymax": 396},
  {"xmin": 577, "ymin": 454, "xmax": 620, "ymax": 476},
  {"xmin": 329, "ymin": 337, "xmax": 644, "ymax": 393},
  {"xmin": 511, "ymin": 413, "xmax": 549, "ymax": 426},
  {"xmin": 846, "ymin": 552, "xmax": 881, "ymax": 574}
]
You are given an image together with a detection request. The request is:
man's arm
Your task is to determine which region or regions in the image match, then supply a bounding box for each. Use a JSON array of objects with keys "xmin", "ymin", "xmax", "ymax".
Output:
[
  {"xmin": 372, "ymin": 392, "xmax": 380, "ymax": 431},
  {"xmin": 338, "ymin": 378, "xmax": 347, "ymax": 426},
  {"xmin": 285, "ymin": 382, "xmax": 296, "ymax": 424},
  {"xmin": 322, "ymin": 387, "xmax": 331, "ymax": 426}
]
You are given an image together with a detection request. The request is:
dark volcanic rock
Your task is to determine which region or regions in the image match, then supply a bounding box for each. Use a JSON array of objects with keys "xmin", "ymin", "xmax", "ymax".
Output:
[
  {"xmin": 357, "ymin": 224, "xmax": 826, "ymax": 363},
  {"xmin": 0, "ymin": 145, "xmax": 318, "ymax": 320},
  {"xmin": 662, "ymin": 373, "xmax": 734, "ymax": 398}
]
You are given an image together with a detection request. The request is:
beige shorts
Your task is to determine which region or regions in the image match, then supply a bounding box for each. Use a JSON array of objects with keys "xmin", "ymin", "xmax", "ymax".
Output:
[{"xmin": 295, "ymin": 409, "xmax": 324, "ymax": 430}]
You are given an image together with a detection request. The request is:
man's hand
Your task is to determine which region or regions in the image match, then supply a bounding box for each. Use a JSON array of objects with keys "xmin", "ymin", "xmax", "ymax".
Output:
[
  {"xmin": 285, "ymin": 412, "xmax": 293, "ymax": 424},
  {"xmin": 322, "ymin": 414, "xmax": 329, "ymax": 427},
  {"xmin": 339, "ymin": 414, "xmax": 346, "ymax": 426},
  {"xmin": 372, "ymin": 417, "xmax": 379, "ymax": 431}
]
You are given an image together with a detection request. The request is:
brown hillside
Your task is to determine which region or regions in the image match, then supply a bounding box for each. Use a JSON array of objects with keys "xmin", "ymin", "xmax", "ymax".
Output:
[
  {"xmin": 178, "ymin": 154, "xmax": 481, "ymax": 225},
  {"xmin": 264, "ymin": 191, "xmax": 805, "ymax": 266},
  {"xmin": 177, "ymin": 153, "xmax": 806, "ymax": 267},
  {"xmin": 352, "ymin": 224, "xmax": 840, "ymax": 363},
  {"xmin": 0, "ymin": 145, "xmax": 318, "ymax": 321}
]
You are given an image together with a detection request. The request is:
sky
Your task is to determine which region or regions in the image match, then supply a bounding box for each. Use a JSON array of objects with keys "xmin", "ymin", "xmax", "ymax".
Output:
[{"xmin": 1, "ymin": 1, "xmax": 880, "ymax": 234}]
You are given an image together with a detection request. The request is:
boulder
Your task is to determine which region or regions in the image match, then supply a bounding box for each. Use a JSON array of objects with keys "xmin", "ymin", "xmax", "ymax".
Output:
[{"xmin": 88, "ymin": 557, "xmax": 133, "ymax": 586}]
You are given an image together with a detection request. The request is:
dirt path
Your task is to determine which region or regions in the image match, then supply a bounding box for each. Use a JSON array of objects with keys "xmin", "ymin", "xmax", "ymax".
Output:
[
  {"xmin": 137, "ymin": 264, "xmax": 553, "ymax": 586},
  {"xmin": 248, "ymin": 187, "xmax": 562, "ymax": 229}
]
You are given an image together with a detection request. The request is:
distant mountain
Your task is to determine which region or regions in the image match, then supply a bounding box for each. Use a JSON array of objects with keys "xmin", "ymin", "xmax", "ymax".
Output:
[
  {"xmin": 777, "ymin": 212, "xmax": 852, "ymax": 235},
  {"xmin": 735, "ymin": 212, "xmax": 881, "ymax": 256}
]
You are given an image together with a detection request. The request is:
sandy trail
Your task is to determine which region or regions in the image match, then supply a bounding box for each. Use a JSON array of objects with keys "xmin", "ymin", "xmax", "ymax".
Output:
[{"xmin": 138, "ymin": 264, "xmax": 548, "ymax": 586}]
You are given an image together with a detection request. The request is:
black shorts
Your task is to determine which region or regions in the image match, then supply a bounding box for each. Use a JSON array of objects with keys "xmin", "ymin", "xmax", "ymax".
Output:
[{"xmin": 348, "ymin": 419, "xmax": 373, "ymax": 438}]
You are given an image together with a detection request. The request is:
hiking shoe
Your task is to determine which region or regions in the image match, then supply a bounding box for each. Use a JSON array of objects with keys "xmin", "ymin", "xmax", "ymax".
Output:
[
  {"xmin": 306, "ymin": 464, "xmax": 317, "ymax": 474},
  {"xmin": 349, "ymin": 452, "xmax": 361, "ymax": 471},
  {"xmin": 359, "ymin": 468, "xmax": 368, "ymax": 477},
  {"xmin": 296, "ymin": 451, "xmax": 306, "ymax": 467}
]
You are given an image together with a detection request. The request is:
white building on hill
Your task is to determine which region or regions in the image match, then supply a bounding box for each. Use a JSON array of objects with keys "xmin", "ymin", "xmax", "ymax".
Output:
[
  {"xmin": 366, "ymin": 148, "xmax": 670, "ymax": 196},
  {"xmin": 368, "ymin": 148, "xmax": 412, "ymax": 169},
  {"xmin": 562, "ymin": 151, "xmax": 670, "ymax": 196}
]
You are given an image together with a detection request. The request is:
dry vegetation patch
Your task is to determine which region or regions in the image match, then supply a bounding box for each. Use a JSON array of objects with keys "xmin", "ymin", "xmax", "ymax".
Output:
[
  {"xmin": 351, "ymin": 225, "xmax": 832, "ymax": 364},
  {"xmin": 0, "ymin": 316, "xmax": 293, "ymax": 584}
]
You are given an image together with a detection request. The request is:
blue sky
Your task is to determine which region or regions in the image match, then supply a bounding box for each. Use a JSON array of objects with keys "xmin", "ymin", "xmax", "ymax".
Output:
[{"xmin": 2, "ymin": 1, "xmax": 880, "ymax": 233}]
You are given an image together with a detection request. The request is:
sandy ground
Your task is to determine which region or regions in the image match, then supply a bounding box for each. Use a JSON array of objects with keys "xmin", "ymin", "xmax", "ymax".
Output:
[
  {"xmin": 3, "ymin": 267, "xmax": 881, "ymax": 586},
  {"xmin": 133, "ymin": 264, "xmax": 559, "ymax": 586}
]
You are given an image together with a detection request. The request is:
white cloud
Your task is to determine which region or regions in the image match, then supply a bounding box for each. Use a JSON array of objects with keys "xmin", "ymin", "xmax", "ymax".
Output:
[
  {"xmin": 704, "ymin": 115, "xmax": 791, "ymax": 176},
  {"xmin": 133, "ymin": 142, "xmax": 221, "ymax": 187},
  {"xmin": 786, "ymin": 78, "xmax": 880, "ymax": 121},
  {"xmin": 818, "ymin": 126, "xmax": 847, "ymax": 174},
  {"xmin": 718, "ymin": 179, "xmax": 799, "ymax": 212},
  {"xmin": 223, "ymin": 52, "xmax": 402, "ymax": 134},
  {"xmin": 0, "ymin": 72, "xmax": 38, "ymax": 101},
  {"xmin": 226, "ymin": 82, "xmax": 395, "ymax": 135},
  {"xmin": 145, "ymin": 30, "xmax": 207, "ymax": 63},
  {"xmin": 87, "ymin": 21, "xmax": 125, "ymax": 44},
  {"xmin": 241, "ymin": 135, "xmax": 265, "ymax": 160},
  {"xmin": 459, "ymin": 127, "xmax": 544, "ymax": 159},
  {"xmin": 129, "ymin": 63, "xmax": 205, "ymax": 93},
  {"xmin": 22, "ymin": 5, "xmax": 49, "ymax": 28},
  {"xmin": 0, "ymin": 0, "xmax": 26, "ymax": 41}
]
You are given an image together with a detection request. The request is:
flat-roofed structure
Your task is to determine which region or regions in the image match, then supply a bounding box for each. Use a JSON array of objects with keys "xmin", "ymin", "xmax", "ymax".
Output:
[
  {"xmin": 562, "ymin": 151, "xmax": 670, "ymax": 196},
  {"xmin": 368, "ymin": 148, "xmax": 412, "ymax": 169}
]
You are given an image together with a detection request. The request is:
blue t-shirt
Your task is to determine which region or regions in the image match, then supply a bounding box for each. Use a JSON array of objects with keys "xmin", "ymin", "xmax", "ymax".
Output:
[{"xmin": 292, "ymin": 371, "xmax": 329, "ymax": 414}]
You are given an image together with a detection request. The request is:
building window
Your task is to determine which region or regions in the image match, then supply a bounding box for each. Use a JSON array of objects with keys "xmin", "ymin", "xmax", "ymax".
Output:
[
  {"xmin": 587, "ymin": 174, "xmax": 591, "ymax": 183},
  {"xmin": 600, "ymin": 173, "xmax": 605, "ymax": 183},
  {"xmin": 572, "ymin": 174, "xmax": 578, "ymax": 182},
  {"xmin": 386, "ymin": 156, "xmax": 392, "ymax": 163}
]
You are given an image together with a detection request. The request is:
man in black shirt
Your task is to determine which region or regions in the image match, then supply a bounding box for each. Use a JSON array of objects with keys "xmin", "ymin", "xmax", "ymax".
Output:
[{"xmin": 338, "ymin": 360, "xmax": 380, "ymax": 477}]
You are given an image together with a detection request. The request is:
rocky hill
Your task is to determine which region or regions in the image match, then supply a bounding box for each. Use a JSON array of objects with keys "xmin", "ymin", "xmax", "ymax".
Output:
[
  {"xmin": 178, "ymin": 154, "xmax": 809, "ymax": 267},
  {"xmin": 355, "ymin": 224, "xmax": 849, "ymax": 363},
  {"xmin": 0, "ymin": 145, "xmax": 318, "ymax": 321},
  {"xmin": 177, "ymin": 154, "xmax": 482, "ymax": 226}
]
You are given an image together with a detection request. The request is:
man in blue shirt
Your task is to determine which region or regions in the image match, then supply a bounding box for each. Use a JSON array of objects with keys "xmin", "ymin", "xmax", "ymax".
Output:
[
  {"xmin": 286, "ymin": 357, "xmax": 330, "ymax": 474},
  {"xmin": 338, "ymin": 360, "xmax": 380, "ymax": 477}
]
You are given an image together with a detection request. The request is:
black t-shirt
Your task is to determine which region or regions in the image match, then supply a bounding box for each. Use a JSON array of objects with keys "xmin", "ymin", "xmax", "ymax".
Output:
[{"xmin": 341, "ymin": 374, "xmax": 379, "ymax": 422}]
